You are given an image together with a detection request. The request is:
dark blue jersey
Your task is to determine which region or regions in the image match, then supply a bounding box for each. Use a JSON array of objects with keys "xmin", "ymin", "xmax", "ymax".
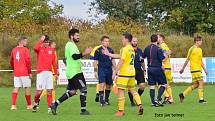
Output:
[
  {"xmin": 143, "ymin": 44, "xmax": 165, "ymax": 68},
  {"xmin": 94, "ymin": 46, "xmax": 114, "ymax": 69},
  {"xmin": 134, "ymin": 47, "xmax": 144, "ymax": 69}
]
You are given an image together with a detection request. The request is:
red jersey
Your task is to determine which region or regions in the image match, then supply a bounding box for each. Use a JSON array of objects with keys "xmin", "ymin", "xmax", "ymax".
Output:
[
  {"xmin": 10, "ymin": 46, "xmax": 32, "ymax": 76},
  {"xmin": 34, "ymin": 40, "xmax": 58, "ymax": 74}
]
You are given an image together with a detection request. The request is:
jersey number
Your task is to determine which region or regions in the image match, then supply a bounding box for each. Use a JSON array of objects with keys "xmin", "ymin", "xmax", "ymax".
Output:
[
  {"xmin": 130, "ymin": 54, "xmax": 134, "ymax": 65},
  {"xmin": 16, "ymin": 51, "xmax": 20, "ymax": 62}
]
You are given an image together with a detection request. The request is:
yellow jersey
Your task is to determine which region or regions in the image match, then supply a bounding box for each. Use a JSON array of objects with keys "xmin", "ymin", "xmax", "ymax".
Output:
[
  {"xmin": 119, "ymin": 44, "xmax": 135, "ymax": 76},
  {"xmin": 160, "ymin": 43, "xmax": 171, "ymax": 69},
  {"xmin": 90, "ymin": 45, "xmax": 102, "ymax": 59},
  {"xmin": 187, "ymin": 45, "xmax": 202, "ymax": 71}
]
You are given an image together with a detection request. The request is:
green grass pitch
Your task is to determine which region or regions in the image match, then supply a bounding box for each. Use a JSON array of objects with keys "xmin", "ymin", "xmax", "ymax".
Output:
[{"xmin": 0, "ymin": 85, "xmax": 214, "ymax": 121}]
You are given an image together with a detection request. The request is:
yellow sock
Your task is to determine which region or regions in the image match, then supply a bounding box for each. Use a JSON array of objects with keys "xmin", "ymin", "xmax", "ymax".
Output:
[
  {"xmin": 133, "ymin": 92, "xmax": 142, "ymax": 105},
  {"xmin": 198, "ymin": 88, "xmax": 204, "ymax": 100},
  {"xmin": 96, "ymin": 84, "xmax": 100, "ymax": 93},
  {"xmin": 40, "ymin": 90, "xmax": 47, "ymax": 98},
  {"xmin": 183, "ymin": 86, "xmax": 193, "ymax": 97},
  {"xmin": 52, "ymin": 90, "xmax": 56, "ymax": 101},
  {"xmin": 118, "ymin": 97, "xmax": 125, "ymax": 111},
  {"xmin": 166, "ymin": 86, "xmax": 173, "ymax": 99},
  {"xmin": 163, "ymin": 90, "xmax": 169, "ymax": 97}
]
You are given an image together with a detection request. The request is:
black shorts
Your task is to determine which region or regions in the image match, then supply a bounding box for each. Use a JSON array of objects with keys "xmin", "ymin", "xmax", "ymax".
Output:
[
  {"xmin": 147, "ymin": 67, "xmax": 167, "ymax": 86},
  {"xmin": 98, "ymin": 68, "xmax": 113, "ymax": 85},
  {"xmin": 67, "ymin": 73, "xmax": 87, "ymax": 90},
  {"xmin": 135, "ymin": 68, "xmax": 145, "ymax": 85}
]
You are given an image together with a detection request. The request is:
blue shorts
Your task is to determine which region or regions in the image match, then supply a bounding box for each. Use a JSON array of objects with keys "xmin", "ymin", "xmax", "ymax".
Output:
[
  {"xmin": 98, "ymin": 68, "xmax": 113, "ymax": 85},
  {"xmin": 147, "ymin": 67, "xmax": 167, "ymax": 86}
]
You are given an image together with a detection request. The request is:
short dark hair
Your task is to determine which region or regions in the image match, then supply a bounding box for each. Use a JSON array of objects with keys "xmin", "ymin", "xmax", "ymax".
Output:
[
  {"xmin": 151, "ymin": 34, "xmax": 158, "ymax": 42},
  {"xmin": 18, "ymin": 36, "xmax": 27, "ymax": 42},
  {"xmin": 194, "ymin": 36, "xmax": 203, "ymax": 42},
  {"xmin": 158, "ymin": 34, "xmax": 165, "ymax": 40},
  {"xmin": 68, "ymin": 28, "xmax": 79, "ymax": 39},
  {"xmin": 123, "ymin": 32, "xmax": 133, "ymax": 42},
  {"xmin": 43, "ymin": 35, "xmax": 50, "ymax": 42},
  {"xmin": 100, "ymin": 35, "xmax": 110, "ymax": 41}
]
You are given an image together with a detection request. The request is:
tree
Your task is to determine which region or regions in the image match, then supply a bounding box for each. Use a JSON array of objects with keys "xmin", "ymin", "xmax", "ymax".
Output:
[
  {"xmin": 90, "ymin": 0, "xmax": 215, "ymax": 35},
  {"xmin": 0, "ymin": 0, "xmax": 63, "ymax": 34}
]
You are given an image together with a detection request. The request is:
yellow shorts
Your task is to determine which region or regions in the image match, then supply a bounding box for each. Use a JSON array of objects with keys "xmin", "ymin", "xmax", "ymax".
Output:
[
  {"xmin": 164, "ymin": 70, "xmax": 173, "ymax": 83},
  {"xmin": 117, "ymin": 76, "xmax": 135, "ymax": 90},
  {"xmin": 191, "ymin": 71, "xmax": 203, "ymax": 82}
]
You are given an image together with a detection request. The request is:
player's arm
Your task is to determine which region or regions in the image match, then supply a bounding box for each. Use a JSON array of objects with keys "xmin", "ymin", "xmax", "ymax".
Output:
[
  {"xmin": 93, "ymin": 50, "xmax": 99, "ymax": 79},
  {"xmin": 52, "ymin": 50, "xmax": 58, "ymax": 79},
  {"xmin": 72, "ymin": 47, "xmax": 93, "ymax": 60},
  {"xmin": 102, "ymin": 48, "xmax": 121, "ymax": 58},
  {"xmin": 106, "ymin": 53, "xmax": 121, "ymax": 59},
  {"xmin": 141, "ymin": 61, "xmax": 146, "ymax": 71},
  {"xmin": 166, "ymin": 49, "xmax": 173, "ymax": 56},
  {"xmin": 179, "ymin": 59, "xmax": 189, "ymax": 74},
  {"xmin": 34, "ymin": 35, "xmax": 45, "ymax": 53},
  {"xmin": 10, "ymin": 50, "xmax": 14, "ymax": 69},
  {"xmin": 158, "ymin": 48, "xmax": 167, "ymax": 66},
  {"xmin": 25, "ymin": 49, "xmax": 32, "ymax": 77},
  {"xmin": 113, "ymin": 59, "xmax": 124, "ymax": 79},
  {"xmin": 162, "ymin": 44, "xmax": 173, "ymax": 56},
  {"xmin": 201, "ymin": 60, "xmax": 208, "ymax": 75},
  {"xmin": 112, "ymin": 59, "xmax": 117, "ymax": 71},
  {"xmin": 180, "ymin": 49, "xmax": 191, "ymax": 74},
  {"xmin": 112, "ymin": 48, "xmax": 126, "ymax": 79},
  {"xmin": 139, "ymin": 49, "xmax": 145, "ymax": 71},
  {"xmin": 111, "ymin": 49, "xmax": 117, "ymax": 70}
]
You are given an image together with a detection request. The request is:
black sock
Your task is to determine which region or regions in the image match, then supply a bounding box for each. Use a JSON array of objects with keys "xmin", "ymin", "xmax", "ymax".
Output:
[
  {"xmin": 138, "ymin": 88, "xmax": 144, "ymax": 96},
  {"xmin": 157, "ymin": 86, "xmax": 165, "ymax": 101},
  {"xmin": 105, "ymin": 90, "xmax": 111, "ymax": 102},
  {"xmin": 150, "ymin": 89, "xmax": 155, "ymax": 104},
  {"xmin": 99, "ymin": 91, "xmax": 104, "ymax": 104},
  {"xmin": 128, "ymin": 92, "xmax": 134, "ymax": 104},
  {"xmin": 80, "ymin": 95, "xmax": 86, "ymax": 112},
  {"xmin": 55, "ymin": 91, "xmax": 73, "ymax": 106},
  {"xmin": 80, "ymin": 88, "xmax": 87, "ymax": 112},
  {"xmin": 96, "ymin": 93, "xmax": 99, "ymax": 96}
]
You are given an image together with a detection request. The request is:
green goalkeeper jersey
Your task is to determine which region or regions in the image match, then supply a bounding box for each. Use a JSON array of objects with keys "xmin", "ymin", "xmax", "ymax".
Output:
[{"xmin": 65, "ymin": 41, "xmax": 82, "ymax": 79}]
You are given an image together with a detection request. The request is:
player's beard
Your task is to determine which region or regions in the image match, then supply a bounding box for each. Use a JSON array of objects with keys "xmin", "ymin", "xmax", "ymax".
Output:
[
  {"xmin": 132, "ymin": 44, "xmax": 137, "ymax": 47},
  {"xmin": 73, "ymin": 38, "xmax": 79, "ymax": 43}
]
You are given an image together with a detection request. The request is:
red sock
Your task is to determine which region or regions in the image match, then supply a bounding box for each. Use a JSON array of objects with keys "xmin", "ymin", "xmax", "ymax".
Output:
[
  {"xmin": 47, "ymin": 94, "xmax": 52, "ymax": 108},
  {"xmin": 25, "ymin": 95, "xmax": 32, "ymax": 106},
  {"xmin": 12, "ymin": 92, "xmax": 18, "ymax": 105},
  {"xmin": 34, "ymin": 90, "xmax": 41, "ymax": 104}
]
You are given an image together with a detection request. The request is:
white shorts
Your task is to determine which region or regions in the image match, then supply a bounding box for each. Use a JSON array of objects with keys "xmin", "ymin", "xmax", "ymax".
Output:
[
  {"xmin": 36, "ymin": 71, "xmax": 53, "ymax": 90},
  {"xmin": 14, "ymin": 76, "xmax": 31, "ymax": 88}
]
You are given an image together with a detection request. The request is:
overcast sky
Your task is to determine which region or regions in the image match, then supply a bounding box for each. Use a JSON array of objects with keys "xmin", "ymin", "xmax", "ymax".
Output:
[{"xmin": 51, "ymin": 0, "xmax": 106, "ymax": 22}]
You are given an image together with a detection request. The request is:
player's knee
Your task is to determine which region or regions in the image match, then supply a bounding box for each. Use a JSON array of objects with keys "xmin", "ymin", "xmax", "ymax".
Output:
[
  {"xmin": 68, "ymin": 90, "xmax": 76, "ymax": 95},
  {"xmin": 193, "ymin": 82, "xmax": 199, "ymax": 88},
  {"xmin": 198, "ymin": 80, "xmax": 204, "ymax": 85},
  {"xmin": 150, "ymin": 85, "xmax": 155, "ymax": 89},
  {"xmin": 128, "ymin": 88, "xmax": 135, "ymax": 92},
  {"xmin": 160, "ymin": 84, "xmax": 167, "ymax": 88},
  {"xmin": 99, "ymin": 83, "xmax": 105, "ymax": 88},
  {"xmin": 105, "ymin": 84, "xmax": 111, "ymax": 90},
  {"xmin": 13, "ymin": 87, "xmax": 19, "ymax": 93},
  {"xmin": 139, "ymin": 83, "xmax": 145, "ymax": 90},
  {"xmin": 80, "ymin": 87, "xmax": 87, "ymax": 96},
  {"xmin": 46, "ymin": 89, "xmax": 52, "ymax": 95}
]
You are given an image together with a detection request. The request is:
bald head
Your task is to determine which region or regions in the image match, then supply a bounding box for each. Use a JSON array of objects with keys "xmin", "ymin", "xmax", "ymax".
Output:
[{"xmin": 131, "ymin": 37, "xmax": 138, "ymax": 47}]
